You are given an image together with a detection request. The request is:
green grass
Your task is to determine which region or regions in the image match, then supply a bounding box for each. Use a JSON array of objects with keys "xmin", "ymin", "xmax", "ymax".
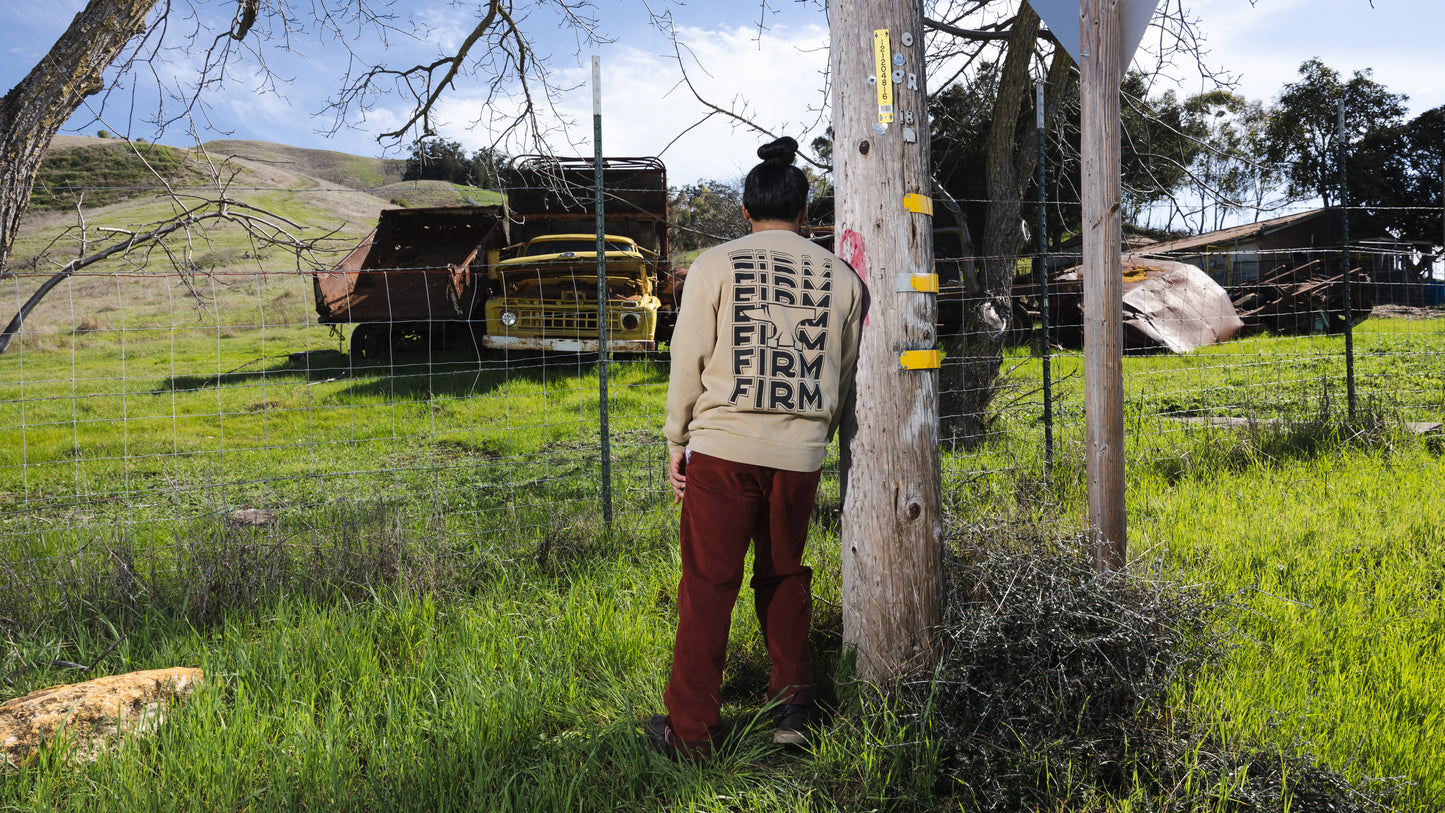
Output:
[
  {"xmin": 1137, "ymin": 443, "xmax": 1445, "ymax": 808},
  {"xmin": 4, "ymin": 558, "xmax": 816, "ymax": 811},
  {"xmin": 375, "ymin": 181, "xmax": 506, "ymax": 208},
  {"xmin": 200, "ymin": 140, "xmax": 405, "ymax": 190},
  {"xmin": 1, "ymin": 291, "xmax": 1442, "ymax": 809},
  {"xmin": 29, "ymin": 142, "xmax": 196, "ymax": 212}
]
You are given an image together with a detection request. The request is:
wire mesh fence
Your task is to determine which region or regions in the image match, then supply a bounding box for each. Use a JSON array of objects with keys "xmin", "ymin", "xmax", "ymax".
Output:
[{"xmin": 2, "ymin": 186, "xmax": 1442, "ymax": 623}]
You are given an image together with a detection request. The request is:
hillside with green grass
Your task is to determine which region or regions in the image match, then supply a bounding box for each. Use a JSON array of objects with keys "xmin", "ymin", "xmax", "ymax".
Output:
[
  {"xmin": 4, "ymin": 137, "xmax": 512, "ymax": 351},
  {"xmin": 30, "ymin": 137, "xmax": 200, "ymax": 212},
  {"xmin": 200, "ymin": 139, "xmax": 406, "ymax": 191}
]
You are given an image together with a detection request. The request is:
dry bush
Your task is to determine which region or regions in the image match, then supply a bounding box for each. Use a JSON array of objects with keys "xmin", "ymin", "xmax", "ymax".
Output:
[{"xmin": 882, "ymin": 534, "xmax": 1394, "ymax": 812}]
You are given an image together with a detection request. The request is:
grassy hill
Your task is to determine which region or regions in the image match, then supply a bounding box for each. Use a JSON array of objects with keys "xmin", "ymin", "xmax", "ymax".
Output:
[
  {"xmin": 5, "ymin": 137, "xmax": 500, "ymax": 350},
  {"xmin": 373, "ymin": 179, "xmax": 506, "ymax": 208},
  {"xmin": 30, "ymin": 137, "xmax": 199, "ymax": 212},
  {"xmin": 200, "ymin": 139, "xmax": 406, "ymax": 191}
]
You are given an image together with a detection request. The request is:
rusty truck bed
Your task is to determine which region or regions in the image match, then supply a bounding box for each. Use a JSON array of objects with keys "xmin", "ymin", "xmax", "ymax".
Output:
[{"xmin": 313, "ymin": 206, "xmax": 506, "ymax": 324}]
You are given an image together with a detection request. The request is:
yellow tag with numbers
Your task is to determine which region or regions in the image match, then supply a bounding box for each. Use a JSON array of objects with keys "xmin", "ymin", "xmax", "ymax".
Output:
[{"xmin": 874, "ymin": 30, "xmax": 894, "ymax": 123}]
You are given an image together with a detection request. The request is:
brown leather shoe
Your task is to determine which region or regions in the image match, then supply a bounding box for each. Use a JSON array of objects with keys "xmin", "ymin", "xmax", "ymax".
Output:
[
  {"xmin": 643, "ymin": 714, "xmax": 713, "ymax": 760},
  {"xmin": 771, "ymin": 704, "xmax": 815, "ymax": 746}
]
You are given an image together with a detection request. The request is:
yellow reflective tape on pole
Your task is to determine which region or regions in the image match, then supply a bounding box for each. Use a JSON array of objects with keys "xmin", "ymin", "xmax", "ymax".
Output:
[
  {"xmin": 898, "ymin": 349, "xmax": 940, "ymax": 370},
  {"xmin": 895, "ymin": 273, "xmax": 939, "ymax": 293},
  {"xmin": 903, "ymin": 193, "xmax": 933, "ymax": 215}
]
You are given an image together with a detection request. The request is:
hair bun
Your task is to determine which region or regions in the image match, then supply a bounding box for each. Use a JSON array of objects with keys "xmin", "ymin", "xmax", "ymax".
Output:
[{"xmin": 757, "ymin": 136, "xmax": 799, "ymax": 165}]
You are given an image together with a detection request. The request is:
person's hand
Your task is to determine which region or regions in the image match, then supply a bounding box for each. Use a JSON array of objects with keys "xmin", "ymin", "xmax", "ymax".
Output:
[{"xmin": 669, "ymin": 450, "xmax": 687, "ymax": 504}]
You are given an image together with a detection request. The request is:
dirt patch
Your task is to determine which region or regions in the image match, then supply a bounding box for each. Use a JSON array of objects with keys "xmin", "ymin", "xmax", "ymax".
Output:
[{"xmin": 1371, "ymin": 304, "xmax": 1445, "ymax": 320}]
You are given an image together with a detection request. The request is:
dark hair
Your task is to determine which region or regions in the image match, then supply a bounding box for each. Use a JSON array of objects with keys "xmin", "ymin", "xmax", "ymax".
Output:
[{"xmin": 742, "ymin": 136, "xmax": 809, "ymax": 222}]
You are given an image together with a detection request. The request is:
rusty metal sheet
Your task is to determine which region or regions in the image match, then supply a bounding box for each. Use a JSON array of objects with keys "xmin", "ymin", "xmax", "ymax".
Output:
[
  {"xmin": 313, "ymin": 207, "xmax": 504, "ymax": 324},
  {"xmin": 1118, "ymin": 257, "xmax": 1244, "ymax": 353}
]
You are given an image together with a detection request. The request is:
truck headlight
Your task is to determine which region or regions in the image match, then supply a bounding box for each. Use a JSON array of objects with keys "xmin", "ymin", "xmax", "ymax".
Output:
[
  {"xmin": 619, "ymin": 312, "xmax": 641, "ymax": 331},
  {"xmin": 500, "ymin": 311, "xmax": 518, "ymax": 327}
]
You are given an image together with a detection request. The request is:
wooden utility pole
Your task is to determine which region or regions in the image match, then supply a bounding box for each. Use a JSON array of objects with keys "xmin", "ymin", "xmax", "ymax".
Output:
[
  {"xmin": 1079, "ymin": 0, "xmax": 1127, "ymax": 570},
  {"xmin": 832, "ymin": 0, "xmax": 944, "ymax": 683}
]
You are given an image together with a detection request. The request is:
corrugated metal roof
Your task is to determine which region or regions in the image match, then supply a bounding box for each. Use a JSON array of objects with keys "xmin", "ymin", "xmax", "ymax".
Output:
[{"xmin": 1133, "ymin": 208, "xmax": 1330, "ymax": 255}]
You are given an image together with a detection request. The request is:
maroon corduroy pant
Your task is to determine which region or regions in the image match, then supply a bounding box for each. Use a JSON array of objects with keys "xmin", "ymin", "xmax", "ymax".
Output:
[{"xmin": 663, "ymin": 451, "xmax": 822, "ymax": 745}]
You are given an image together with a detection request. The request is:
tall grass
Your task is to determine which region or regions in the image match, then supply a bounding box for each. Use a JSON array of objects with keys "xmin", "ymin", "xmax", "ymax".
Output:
[{"xmin": 1138, "ymin": 440, "xmax": 1445, "ymax": 809}]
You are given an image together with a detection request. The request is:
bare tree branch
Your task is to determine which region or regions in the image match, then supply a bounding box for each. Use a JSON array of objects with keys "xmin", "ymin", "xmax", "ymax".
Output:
[{"xmin": 664, "ymin": 27, "xmax": 830, "ymax": 172}]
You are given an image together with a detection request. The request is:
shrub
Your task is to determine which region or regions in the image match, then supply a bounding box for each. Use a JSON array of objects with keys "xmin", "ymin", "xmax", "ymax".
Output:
[{"xmin": 858, "ymin": 535, "xmax": 1394, "ymax": 811}]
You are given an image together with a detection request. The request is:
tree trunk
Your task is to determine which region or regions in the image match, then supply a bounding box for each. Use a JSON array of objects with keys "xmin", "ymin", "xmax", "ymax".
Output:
[
  {"xmin": 0, "ymin": 0, "xmax": 157, "ymax": 275},
  {"xmin": 833, "ymin": 0, "xmax": 943, "ymax": 684},
  {"xmin": 940, "ymin": 6, "xmax": 1073, "ymax": 446}
]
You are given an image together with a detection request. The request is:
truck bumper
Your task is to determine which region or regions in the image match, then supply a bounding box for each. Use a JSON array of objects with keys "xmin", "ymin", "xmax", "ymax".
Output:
[{"xmin": 481, "ymin": 335, "xmax": 656, "ymax": 353}]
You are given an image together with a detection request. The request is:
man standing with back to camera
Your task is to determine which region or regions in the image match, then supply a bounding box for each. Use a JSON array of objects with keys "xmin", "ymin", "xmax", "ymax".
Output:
[{"xmin": 645, "ymin": 136, "xmax": 866, "ymax": 759}]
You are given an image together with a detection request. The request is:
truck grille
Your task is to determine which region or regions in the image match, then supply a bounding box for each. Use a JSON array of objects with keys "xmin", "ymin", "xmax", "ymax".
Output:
[{"xmin": 519, "ymin": 308, "xmax": 597, "ymax": 333}]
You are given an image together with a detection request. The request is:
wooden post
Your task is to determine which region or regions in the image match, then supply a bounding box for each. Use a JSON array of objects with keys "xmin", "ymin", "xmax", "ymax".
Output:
[
  {"xmin": 1079, "ymin": 0, "xmax": 1127, "ymax": 571},
  {"xmin": 831, "ymin": 0, "xmax": 943, "ymax": 683}
]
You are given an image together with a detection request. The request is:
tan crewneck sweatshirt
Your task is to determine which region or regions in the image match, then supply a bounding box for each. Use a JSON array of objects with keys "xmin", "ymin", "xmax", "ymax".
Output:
[{"xmin": 664, "ymin": 229, "xmax": 864, "ymax": 472}]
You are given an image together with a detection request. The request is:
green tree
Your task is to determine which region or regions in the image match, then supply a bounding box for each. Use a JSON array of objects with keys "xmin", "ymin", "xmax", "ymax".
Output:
[
  {"xmin": 1395, "ymin": 106, "xmax": 1445, "ymax": 241},
  {"xmin": 928, "ymin": 72, "xmax": 995, "ymax": 262},
  {"xmin": 928, "ymin": 69, "xmax": 1204, "ymax": 257},
  {"xmin": 668, "ymin": 180, "xmax": 745, "ymax": 255},
  {"xmin": 1118, "ymin": 73, "xmax": 1204, "ymax": 224},
  {"xmin": 470, "ymin": 146, "xmax": 508, "ymax": 189},
  {"xmin": 403, "ymin": 138, "xmax": 473, "ymax": 184},
  {"xmin": 1265, "ymin": 58, "xmax": 1407, "ymax": 209},
  {"xmin": 1182, "ymin": 91, "xmax": 1280, "ymax": 230},
  {"xmin": 1347, "ymin": 104, "xmax": 1445, "ymax": 246}
]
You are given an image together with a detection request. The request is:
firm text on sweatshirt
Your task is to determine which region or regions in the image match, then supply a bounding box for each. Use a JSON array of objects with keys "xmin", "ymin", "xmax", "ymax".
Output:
[{"xmin": 726, "ymin": 248, "xmax": 832, "ymax": 413}]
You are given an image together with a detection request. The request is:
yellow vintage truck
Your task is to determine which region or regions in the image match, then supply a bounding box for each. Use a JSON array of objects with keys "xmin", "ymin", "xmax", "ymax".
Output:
[
  {"xmin": 483, "ymin": 232, "xmax": 662, "ymax": 353},
  {"xmin": 312, "ymin": 155, "xmax": 677, "ymax": 358}
]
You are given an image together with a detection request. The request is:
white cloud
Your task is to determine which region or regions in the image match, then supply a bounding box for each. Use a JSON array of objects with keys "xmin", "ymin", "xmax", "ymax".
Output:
[
  {"xmin": 1180, "ymin": 0, "xmax": 1445, "ymax": 115},
  {"xmin": 553, "ymin": 23, "xmax": 831, "ymax": 183},
  {"xmin": 353, "ymin": 21, "xmax": 832, "ymax": 184}
]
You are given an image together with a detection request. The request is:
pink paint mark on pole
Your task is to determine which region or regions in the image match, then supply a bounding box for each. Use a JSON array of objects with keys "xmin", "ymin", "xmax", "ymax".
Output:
[{"xmin": 839, "ymin": 228, "xmax": 871, "ymax": 326}]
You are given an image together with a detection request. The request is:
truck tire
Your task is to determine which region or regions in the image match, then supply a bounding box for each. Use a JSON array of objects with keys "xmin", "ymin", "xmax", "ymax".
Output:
[{"xmin": 349, "ymin": 324, "xmax": 387, "ymax": 360}]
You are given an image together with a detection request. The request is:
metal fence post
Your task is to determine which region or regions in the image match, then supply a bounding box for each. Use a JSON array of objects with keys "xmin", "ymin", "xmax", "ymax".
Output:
[
  {"xmin": 1036, "ymin": 80, "xmax": 1054, "ymax": 475},
  {"xmin": 1338, "ymin": 99, "xmax": 1357, "ymax": 421},
  {"xmin": 593, "ymin": 56, "xmax": 613, "ymax": 529}
]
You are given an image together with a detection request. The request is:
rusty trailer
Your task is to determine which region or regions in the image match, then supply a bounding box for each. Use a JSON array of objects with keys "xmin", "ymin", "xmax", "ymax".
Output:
[{"xmin": 312, "ymin": 206, "xmax": 507, "ymax": 358}]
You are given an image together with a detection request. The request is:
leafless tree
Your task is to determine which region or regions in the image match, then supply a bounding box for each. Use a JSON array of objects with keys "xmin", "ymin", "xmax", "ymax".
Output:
[
  {"xmin": 0, "ymin": 0, "xmax": 604, "ymax": 281},
  {"xmin": 0, "ymin": 0, "xmax": 158, "ymax": 282},
  {"xmin": 1, "ymin": 0, "xmax": 612, "ymax": 353}
]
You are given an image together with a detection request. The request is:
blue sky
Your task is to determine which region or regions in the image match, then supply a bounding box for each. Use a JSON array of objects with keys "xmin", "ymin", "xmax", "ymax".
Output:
[{"xmin": 2, "ymin": 0, "xmax": 1441, "ymax": 185}]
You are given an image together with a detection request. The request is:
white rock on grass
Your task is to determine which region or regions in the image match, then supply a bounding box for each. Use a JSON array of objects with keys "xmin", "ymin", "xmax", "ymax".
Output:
[{"xmin": 1, "ymin": 667, "xmax": 203, "ymax": 767}]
